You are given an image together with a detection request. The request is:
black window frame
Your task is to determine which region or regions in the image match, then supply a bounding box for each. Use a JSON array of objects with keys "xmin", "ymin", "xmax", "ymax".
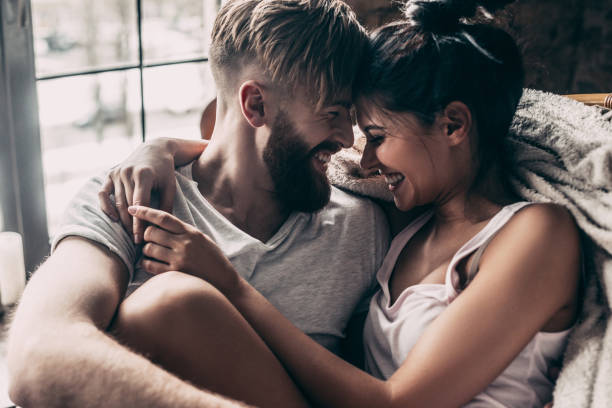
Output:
[{"xmin": 1, "ymin": 0, "xmax": 221, "ymax": 273}]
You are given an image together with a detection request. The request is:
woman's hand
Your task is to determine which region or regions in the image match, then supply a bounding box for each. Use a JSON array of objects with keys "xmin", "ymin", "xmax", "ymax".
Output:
[
  {"xmin": 128, "ymin": 205, "xmax": 241, "ymax": 296},
  {"xmin": 98, "ymin": 138, "xmax": 207, "ymax": 244}
]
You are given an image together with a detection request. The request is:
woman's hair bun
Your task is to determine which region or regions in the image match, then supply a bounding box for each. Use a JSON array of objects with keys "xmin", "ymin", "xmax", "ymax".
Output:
[{"xmin": 404, "ymin": 0, "xmax": 514, "ymax": 34}]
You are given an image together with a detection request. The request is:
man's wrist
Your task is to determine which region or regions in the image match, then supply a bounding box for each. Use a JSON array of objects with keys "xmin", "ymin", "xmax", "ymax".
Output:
[{"xmin": 159, "ymin": 137, "xmax": 179, "ymax": 157}]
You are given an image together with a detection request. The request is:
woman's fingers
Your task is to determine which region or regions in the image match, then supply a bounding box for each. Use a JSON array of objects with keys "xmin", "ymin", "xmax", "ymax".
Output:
[
  {"xmin": 143, "ymin": 225, "xmax": 175, "ymax": 248},
  {"xmin": 141, "ymin": 258, "xmax": 171, "ymax": 275},
  {"xmin": 142, "ymin": 242, "xmax": 173, "ymax": 264},
  {"xmin": 128, "ymin": 205, "xmax": 185, "ymax": 234},
  {"xmin": 98, "ymin": 175, "xmax": 119, "ymax": 221}
]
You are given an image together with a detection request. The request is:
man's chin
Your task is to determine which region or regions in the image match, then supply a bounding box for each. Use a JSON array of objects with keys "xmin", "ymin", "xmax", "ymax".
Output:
[{"xmin": 284, "ymin": 179, "xmax": 331, "ymax": 213}]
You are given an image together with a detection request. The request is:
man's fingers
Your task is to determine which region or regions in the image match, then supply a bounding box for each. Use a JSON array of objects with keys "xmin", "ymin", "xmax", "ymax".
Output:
[
  {"xmin": 128, "ymin": 206, "xmax": 185, "ymax": 234},
  {"xmin": 141, "ymin": 258, "xmax": 170, "ymax": 275},
  {"xmin": 98, "ymin": 176, "xmax": 119, "ymax": 221},
  {"xmin": 159, "ymin": 178, "xmax": 177, "ymax": 214},
  {"xmin": 132, "ymin": 177, "xmax": 153, "ymax": 245},
  {"xmin": 120, "ymin": 172, "xmax": 136, "ymax": 228},
  {"xmin": 114, "ymin": 180, "xmax": 133, "ymax": 235}
]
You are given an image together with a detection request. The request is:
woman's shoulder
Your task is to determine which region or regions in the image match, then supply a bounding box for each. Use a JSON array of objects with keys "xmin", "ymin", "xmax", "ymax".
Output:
[
  {"xmin": 483, "ymin": 201, "xmax": 581, "ymax": 290},
  {"xmin": 508, "ymin": 202, "xmax": 579, "ymax": 241}
]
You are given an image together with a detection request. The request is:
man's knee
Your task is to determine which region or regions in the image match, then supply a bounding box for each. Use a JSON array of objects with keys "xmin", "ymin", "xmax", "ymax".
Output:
[{"xmin": 112, "ymin": 272, "xmax": 225, "ymax": 355}]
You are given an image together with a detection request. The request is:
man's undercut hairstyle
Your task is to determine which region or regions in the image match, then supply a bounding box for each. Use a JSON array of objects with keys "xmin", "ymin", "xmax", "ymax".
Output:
[{"xmin": 210, "ymin": 0, "xmax": 367, "ymax": 108}]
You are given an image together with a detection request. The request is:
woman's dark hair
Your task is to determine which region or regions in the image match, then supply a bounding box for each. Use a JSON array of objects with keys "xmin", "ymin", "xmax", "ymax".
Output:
[{"xmin": 356, "ymin": 0, "xmax": 524, "ymax": 187}]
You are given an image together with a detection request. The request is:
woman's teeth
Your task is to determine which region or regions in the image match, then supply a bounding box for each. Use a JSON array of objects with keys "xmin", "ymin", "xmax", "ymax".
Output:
[
  {"xmin": 315, "ymin": 152, "xmax": 331, "ymax": 164},
  {"xmin": 385, "ymin": 173, "xmax": 405, "ymax": 186}
]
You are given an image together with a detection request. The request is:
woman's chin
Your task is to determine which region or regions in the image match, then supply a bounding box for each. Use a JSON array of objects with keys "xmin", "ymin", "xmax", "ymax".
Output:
[{"xmin": 393, "ymin": 195, "xmax": 414, "ymax": 212}]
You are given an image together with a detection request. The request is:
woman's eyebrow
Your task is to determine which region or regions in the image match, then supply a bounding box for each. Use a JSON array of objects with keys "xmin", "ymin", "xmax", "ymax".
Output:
[{"xmin": 364, "ymin": 125, "xmax": 385, "ymax": 133}]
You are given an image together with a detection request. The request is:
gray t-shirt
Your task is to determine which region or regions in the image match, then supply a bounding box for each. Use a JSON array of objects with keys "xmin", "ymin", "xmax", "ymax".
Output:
[{"xmin": 52, "ymin": 165, "xmax": 390, "ymax": 353}]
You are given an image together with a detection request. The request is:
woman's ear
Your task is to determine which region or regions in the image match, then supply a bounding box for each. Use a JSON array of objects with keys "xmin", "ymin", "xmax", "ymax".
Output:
[
  {"xmin": 238, "ymin": 80, "xmax": 266, "ymax": 128},
  {"xmin": 442, "ymin": 101, "xmax": 472, "ymax": 146}
]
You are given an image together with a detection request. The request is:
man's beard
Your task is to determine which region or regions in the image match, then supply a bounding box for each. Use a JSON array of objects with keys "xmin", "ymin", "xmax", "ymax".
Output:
[{"xmin": 263, "ymin": 111, "xmax": 333, "ymax": 213}]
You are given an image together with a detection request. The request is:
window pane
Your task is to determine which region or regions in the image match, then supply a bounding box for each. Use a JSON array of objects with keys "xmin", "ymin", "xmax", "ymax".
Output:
[
  {"xmin": 32, "ymin": 0, "xmax": 138, "ymax": 77},
  {"xmin": 144, "ymin": 62, "xmax": 215, "ymax": 140},
  {"xmin": 37, "ymin": 70, "xmax": 143, "ymax": 235},
  {"xmin": 142, "ymin": 0, "xmax": 219, "ymax": 63}
]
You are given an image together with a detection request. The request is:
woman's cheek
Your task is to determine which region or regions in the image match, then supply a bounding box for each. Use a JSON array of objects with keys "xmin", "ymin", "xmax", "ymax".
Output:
[{"xmin": 394, "ymin": 179, "xmax": 417, "ymax": 211}]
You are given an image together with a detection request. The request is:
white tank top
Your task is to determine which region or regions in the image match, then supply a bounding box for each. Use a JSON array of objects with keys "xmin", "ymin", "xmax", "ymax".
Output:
[{"xmin": 363, "ymin": 202, "xmax": 571, "ymax": 407}]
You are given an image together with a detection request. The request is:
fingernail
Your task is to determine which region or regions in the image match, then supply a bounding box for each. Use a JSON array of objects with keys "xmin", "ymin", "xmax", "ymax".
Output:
[
  {"xmin": 128, "ymin": 206, "xmax": 137, "ymax": 215},
  {"xmin": 134, "ymin": 234, "xmax": 141, "ymax": 244}
]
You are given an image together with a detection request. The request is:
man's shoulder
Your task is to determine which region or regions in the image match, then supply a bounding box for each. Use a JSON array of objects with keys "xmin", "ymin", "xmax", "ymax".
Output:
[
  {"xmin": 314, "ymin": 187, "xmax": 388, "ymax": 234},
  {"xmin": 51, "ymin": 173, "xmax": 137, "ymax": 277},
  {"xmin": 326, "ymin": 186, "xmax": 382, "ymax": 217},
  {"xmin": 329, "ymin": 186, "xmax": 375, "ymax": 208}
]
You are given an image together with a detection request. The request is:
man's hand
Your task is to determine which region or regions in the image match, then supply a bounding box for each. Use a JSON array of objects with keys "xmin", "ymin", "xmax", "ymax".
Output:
[
  {"xmin": 128, "ymin": 205, "xmax": 241, "ymax": 295},
  {"xmin": 99, "ymin": 141, "xmax": 178, "ymax": 244}
]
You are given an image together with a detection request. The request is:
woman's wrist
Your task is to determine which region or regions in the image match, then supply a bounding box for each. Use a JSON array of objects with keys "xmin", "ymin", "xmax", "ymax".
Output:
[{"xmin": 224, "ymin": 276, "xmax": 251, "ymax": 306}]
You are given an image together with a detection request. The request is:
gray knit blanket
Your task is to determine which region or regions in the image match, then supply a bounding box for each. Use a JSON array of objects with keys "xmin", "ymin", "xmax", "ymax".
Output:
[{"xmin": 328, "ymin": 89, "xmax": 612, "ymax": 407}]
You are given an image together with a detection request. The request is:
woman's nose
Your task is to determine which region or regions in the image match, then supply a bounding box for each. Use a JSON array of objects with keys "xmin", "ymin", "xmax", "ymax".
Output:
[{"xmin": 360, "ymin": 144, "xmax": 379, "ymax": 172}]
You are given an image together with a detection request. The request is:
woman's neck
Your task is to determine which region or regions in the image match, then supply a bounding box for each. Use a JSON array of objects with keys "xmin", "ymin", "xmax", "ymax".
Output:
[{"xmin": 432, "ymin": 164, "xmax": 517, "ymax": 229}]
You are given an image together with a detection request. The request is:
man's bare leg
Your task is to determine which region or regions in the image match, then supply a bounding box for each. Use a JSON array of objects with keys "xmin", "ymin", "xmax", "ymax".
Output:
[{"xmin": 111, "ymin": 271, "xmax": 309, "ymax": 408}]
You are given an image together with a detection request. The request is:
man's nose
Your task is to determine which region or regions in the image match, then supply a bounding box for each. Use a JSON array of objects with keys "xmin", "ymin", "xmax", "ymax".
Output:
[{"xmin": 333, "ymin": 117, "xmax": 355, "ymax": 148}]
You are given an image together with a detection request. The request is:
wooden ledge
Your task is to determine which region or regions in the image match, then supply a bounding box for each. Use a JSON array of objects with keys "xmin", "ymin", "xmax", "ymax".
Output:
[{"xmin": 565, "ymin": 93, "xmax": 612, "ymax": 109}]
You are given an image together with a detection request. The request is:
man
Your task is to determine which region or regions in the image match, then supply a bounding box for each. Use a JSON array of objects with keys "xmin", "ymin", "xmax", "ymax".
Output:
[{"xmin": 7, "ymin": 1, "xmax": 389, "ymax": 407}]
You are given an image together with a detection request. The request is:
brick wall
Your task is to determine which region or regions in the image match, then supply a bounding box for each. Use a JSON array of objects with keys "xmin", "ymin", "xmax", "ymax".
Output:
[{"xmin": 344, "ymin": 0, "xmax": 612, "ymax": 94}]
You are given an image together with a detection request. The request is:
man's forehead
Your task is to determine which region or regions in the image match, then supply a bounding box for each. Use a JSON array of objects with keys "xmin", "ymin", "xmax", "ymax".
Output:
[
  {"xmin": 323, "ymin": 88, "xmax": 353, "ymax": 106},
  {"xmin": 316, "ymin": 92, "xmax": 353, "ymax": 111},
  {"xmin": 289, "ymin": 84, "xmax": 353, "ymax": 110},
  {"xmin": 327, "ymin": 100, "xmax": 352, "ymax": 109}
]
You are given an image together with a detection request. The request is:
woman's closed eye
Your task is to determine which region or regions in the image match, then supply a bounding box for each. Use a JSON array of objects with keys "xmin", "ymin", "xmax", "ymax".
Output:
[{"xmin": 366, "ymin": 135, "xmax": 385, "ymax": 146}]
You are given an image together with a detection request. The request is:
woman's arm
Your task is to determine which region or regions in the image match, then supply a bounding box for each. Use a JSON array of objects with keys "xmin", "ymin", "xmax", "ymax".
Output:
[
  {"xmin": 130, "ymin": 204, "xmax": 580, "ymax": 407},
  {"xmin": 98, "ymin": 137, "xmax": 207, "ymax": 243},
  {"xmin": 226, "ymin": 204, "xmax": 580, "ymax": 407}
]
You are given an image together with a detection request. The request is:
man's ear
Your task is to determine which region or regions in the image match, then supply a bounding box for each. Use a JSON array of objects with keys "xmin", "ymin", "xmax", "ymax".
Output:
[
  {"xmin": 239, "ymin": 81, "xmax": 266, "ymax": 128},
  {"xmin": 441, "ymin": 101, "xmax": 472, "ymax": 147}
]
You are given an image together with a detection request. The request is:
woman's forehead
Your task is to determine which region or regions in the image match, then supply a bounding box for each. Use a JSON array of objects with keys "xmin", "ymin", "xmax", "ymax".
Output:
[
  {"xmin": 355, "ymin": 101, "xmax": 430, "ymax": 135},
  {"xmin": 354, "ymin": 98, "xmax": 383, "ymax": 125}
]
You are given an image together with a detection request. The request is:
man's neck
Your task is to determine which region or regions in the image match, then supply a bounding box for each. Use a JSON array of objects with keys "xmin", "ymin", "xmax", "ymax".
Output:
[{"xmin": 191, "ymin": 121, "xmax": 291, "ymax": 243}]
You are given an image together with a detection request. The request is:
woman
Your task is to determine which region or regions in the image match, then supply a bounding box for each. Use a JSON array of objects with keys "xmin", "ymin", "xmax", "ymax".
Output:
[{"xmin": 101, "ymin": 1, "xmax": 580, "ymax": 406}]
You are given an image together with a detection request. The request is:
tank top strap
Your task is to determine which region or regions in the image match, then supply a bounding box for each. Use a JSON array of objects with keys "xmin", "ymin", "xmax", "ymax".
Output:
[
  {"xmin": 376, "ymin": 210, "xmax": 434, "ymax": 296},
  {"xmin": 445, "ymin": 201, "xmax": 533, "ymax": 298}
]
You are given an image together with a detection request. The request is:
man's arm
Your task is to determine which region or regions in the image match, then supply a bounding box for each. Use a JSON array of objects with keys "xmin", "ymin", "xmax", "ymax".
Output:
[
  {"xmin": 7, "ymin": 237, "xmax": 247, "ymax": 408},
  {"xmin": 99, "ymin": 137, "xmax": 208, "ymax": 243}
]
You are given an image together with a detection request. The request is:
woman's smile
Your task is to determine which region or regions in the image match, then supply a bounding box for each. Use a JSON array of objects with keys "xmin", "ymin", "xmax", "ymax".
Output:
[{"xmin": 383, "ymin": 172, "xmax": 405, "ymax": 191}]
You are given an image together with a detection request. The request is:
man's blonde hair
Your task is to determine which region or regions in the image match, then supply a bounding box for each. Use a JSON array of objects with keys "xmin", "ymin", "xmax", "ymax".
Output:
[{"xmin": 210, "ymin": 0, "xmax": 367, "ymax": 108}]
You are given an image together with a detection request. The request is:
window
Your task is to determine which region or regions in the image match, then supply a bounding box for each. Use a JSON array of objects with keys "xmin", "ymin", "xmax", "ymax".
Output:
[
  {"xmin": 33, "ymin": 0, "xmax": 220, "ymax": 235},
  {"xmin": 0, "ymin": 0, "xmax": 221, "ymax": 269}
]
